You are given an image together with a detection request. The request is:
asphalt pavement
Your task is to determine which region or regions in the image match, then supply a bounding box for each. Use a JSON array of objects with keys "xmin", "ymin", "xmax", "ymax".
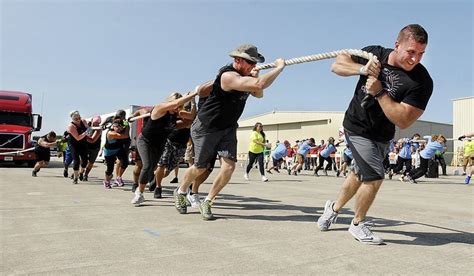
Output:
[{"xmin": 1, "ymin": 158, "xmax": 473, "ymax": 275}]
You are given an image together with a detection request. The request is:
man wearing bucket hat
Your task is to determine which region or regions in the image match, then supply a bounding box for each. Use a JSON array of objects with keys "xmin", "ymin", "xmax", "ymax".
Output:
[{"xmin": 174, "ymin": 44, "xmax": 286, "ymax": 220}]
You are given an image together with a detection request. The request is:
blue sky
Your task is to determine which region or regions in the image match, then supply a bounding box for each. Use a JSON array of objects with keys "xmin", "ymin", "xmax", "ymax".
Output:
[{"xmin": 1, "ymin": 0, "xmax": 472, "ymax": 134}]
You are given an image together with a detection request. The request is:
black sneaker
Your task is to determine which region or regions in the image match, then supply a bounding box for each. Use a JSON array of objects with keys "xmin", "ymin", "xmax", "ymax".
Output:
[
  {"xmin": 83, "ymin": 174, "xmax": 88, "ymax": 181},
  {"xmin": 131, "ymin": 183, "xmax": 138, "ymax": 193},
  {"xmin": 170, "ymin": 177, "xmax": 178, "ymax": 183},
  {"xmin": 154, "ymin": 187, "xmax": 162, "ymax": 199},
  {"xmin": 266, "ymin": 169, "xmax": 272, "ymax": 174},
  {"xmin": 148, "ymin": 178, "xmax": 156, "ymax": 192},
  {"xmin": 32, "ymin": 170, "xmax": 37, "ymax": 177},
  {"xmin": 274, "ymin": 168, "xmax": 280, "ymax": 173},
  {"xmin": 79, "ymin": 173, "xmax": 84, "ymax": 181},
  {"xmin": 336, "ymin": 170, "xmax": 341, "ymax": 177},
  {"xmin": 72, "ymin": 178, "xmax": 78, "ymax": 184},
  {"xmin": 388, "ymin": 171, "xmax": 393, "ymax": 180},
  {"xmin": 63, "ymin": 169, "xmax": 68, "ymax": 178}
]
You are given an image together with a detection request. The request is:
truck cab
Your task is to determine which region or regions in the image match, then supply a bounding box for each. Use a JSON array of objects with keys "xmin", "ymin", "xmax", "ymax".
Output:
[{"xmin": 0, "ymin": 90, "xmax": 42, "ymax": 167}]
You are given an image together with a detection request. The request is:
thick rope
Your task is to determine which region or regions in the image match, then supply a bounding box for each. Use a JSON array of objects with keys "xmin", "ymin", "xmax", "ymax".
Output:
[
  {"xmin": 256, "ymin": 49, "xmax": 378, "ymax": 70},
  {"xmin": 0, "ymin": 147, "xmax": 35, "ymax": 156}
]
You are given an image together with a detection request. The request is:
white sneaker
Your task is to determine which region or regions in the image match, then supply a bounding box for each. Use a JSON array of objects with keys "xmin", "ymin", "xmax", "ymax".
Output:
[
  {"xmin": 317, "ymin": 200, "xmax": 338, "ymax": 231},
  {"xmin": 131, "ymin": 192, "xmax": 144, "ymax": 206},
  {"xmin": 244, "ymin": 173, "xmax": 249, "ymax": 181},
  {"xmin": 348, "ymin": 220, "xmax": 384, "ymax": 245},
  {"xmin": 261, "ymin": 176, "xmax": 268, "ymax": 182},
  {"xmin": 186, "ymin": 193, "xmax": 201, "ymax": 208}
]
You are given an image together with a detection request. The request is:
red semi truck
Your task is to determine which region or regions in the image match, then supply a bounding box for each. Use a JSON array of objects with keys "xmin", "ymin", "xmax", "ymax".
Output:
[{"xmin": 0, "ymin": 90, "xmax": 42, "ymax": 167}]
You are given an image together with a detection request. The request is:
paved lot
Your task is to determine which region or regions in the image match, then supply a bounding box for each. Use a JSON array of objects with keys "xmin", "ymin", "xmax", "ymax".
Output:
[{"xmin": 1, "ymin": 158, "xmax": 473, "ymax": 275}]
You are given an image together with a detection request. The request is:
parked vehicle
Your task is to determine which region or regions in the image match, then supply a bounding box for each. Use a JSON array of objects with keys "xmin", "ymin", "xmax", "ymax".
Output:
[{"xmin": 0, "ymin": 90, "xmax": 42, "ymax": 167}]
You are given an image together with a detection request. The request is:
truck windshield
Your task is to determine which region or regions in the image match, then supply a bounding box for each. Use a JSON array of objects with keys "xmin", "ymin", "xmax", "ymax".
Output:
[{"xmin": 0, "ymin": 111, "xmax": 32, "ymax": 127}]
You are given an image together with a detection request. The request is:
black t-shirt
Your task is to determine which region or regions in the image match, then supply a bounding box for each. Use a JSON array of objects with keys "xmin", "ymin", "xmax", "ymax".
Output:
[
  {"xmin": 197, "ymin": 64, "xmax": 250, "ymax": 131},
  {"xmin": 343, "ymin": 45, "xmax": 433, "ymax": 142},
  {"xmin": 168, "ymin": 128, "xmax": 191, "ymax": 146},
  {"xmin": 35, "ymin": 135, "xmax": 50, "ymax": 152},
  {"xmin": 68, "ymin": 120, "xmax": 88, "ymax": 147},
  {"xmin": 141, "ymin": 110, "xmax": 177, "ymax": 144}
]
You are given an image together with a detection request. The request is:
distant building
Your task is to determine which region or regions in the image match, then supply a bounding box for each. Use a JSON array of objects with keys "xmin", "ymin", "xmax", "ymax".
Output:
[
  {"xmin": 237, "ymin": 111, "xmax": 453, "ymax": 162},
  {"xmin": 452, "ymin": 96, "xmax": 474, "ymax": 166}
]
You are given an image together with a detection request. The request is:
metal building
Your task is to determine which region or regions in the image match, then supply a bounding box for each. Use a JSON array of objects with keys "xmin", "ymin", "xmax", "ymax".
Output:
[{"xmin": 452, "ymin": 96, "xmax": 474, "ymax": 166}]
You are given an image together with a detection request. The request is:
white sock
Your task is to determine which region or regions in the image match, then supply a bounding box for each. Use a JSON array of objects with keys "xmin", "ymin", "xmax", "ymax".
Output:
[{"xmin": 205, "ymin": 196, "xmax": 212, "ymax": 202}]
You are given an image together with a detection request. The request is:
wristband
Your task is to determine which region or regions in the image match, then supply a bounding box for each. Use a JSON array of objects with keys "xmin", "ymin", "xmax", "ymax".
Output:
[
  {"xmin": 374, "ymin": 89, "xmax": 386, "ymax": 99},
  {"xmin": 359, "ymin": 66, "xmax": 365, "ymax": 75}
]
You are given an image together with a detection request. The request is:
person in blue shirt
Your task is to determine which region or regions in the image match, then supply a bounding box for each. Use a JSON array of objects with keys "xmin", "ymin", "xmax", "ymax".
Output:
[
  {"xmin": 389, "ymin": 138, "xmax": 414, "ymax": 179},
  {"xmin": 289, "ymin": 138, "xmax": 316, "ymax": 176},
  {"xmin": 314, "ymin": 137, "xmax": 340, "ymax": 176},
  {"xmin": 266, "ymin": 140, "xmax": 291, "ymax": 174},
  {"xmin": 337, "ymin": 145, "xmax": 353, "ymax": 177},
  {"xmin": 404, "ymin": 135, "xmax": 446, "ymax": 183},
  {"xmin": 102, "ymin": 118, "xmax": 130, "ymax": 189}
]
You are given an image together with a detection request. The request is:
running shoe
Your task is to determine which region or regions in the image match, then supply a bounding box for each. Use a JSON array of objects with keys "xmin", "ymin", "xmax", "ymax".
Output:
[
  {"xmin": 117, "ymin": 177, "xmax": 125, "ymax": 187},
  {"xmin": 148, "ymin": 178, "xmax": 156, "ymax": 192},
  {"xmin": 83, "ymin": 174, "xmax": 88, "ymax": 182},
  {"xmin": 199, "ymin": 199, "xmax": 215, "ymax": 220},
  {"xmin": 262, "ymin": 176, "xmax": 268, "ymax": 182},
  {"xmin": 244, "ymin": 173, "xmax": 249, "ymax": 181},
  {"xmin": 465, "ymin": 175, "xmax": 471, "ymax": 184},
  {"xmin": 154, "ymin": 187, "xmax": 162, "ymax": 199},
  {"xmin": 103, "ymin": 180, "xmax": 111, "ymax": 189},
  {"xmin": 174, "ymin": 188, "xmax": 187, "ymax": 214},
  {"xmin": 32, "ymin": 170, "xmax": 37, "ymax": 177},
  {"xmin": 317, "ymin": 200, "xmax": 338, "ymax": 231},
  {"xmin": 405, "ymin": 175, "xmax": 417, "ymax": 184},
  {"xmin": 79, "ymin": 173, "xmax": 84, "ymax": 181},
  {"xmin": 186, "ymin": 192, "xmax": 201, "ymax": 208},
  {"xmin": 348, "ymin": 220, "xmax": 384, "ymax": 245},
  {"xmin": 63, "ymin": 169, "xmax": 68, "ymax": 178},
  {"xmin": 131, "ymin": 192, "xmax": 144, "ymax": 206}
]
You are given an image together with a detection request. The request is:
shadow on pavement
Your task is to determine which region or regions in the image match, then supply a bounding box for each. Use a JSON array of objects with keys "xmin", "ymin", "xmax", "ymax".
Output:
[{"xmin": 330, "ymin": 217, "xmax": 473, "ymax": 246}]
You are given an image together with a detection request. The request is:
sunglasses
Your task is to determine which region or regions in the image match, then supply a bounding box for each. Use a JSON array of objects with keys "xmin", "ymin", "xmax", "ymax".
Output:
[{"xmin": 243, "ymin": 59, "xmax": 256, "ymax": 65}]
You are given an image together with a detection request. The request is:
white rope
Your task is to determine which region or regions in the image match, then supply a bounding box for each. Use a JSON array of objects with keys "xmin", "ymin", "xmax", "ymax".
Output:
[
  {"xmin": 0, "ymin": 147, "xmax": 35, "ymax": 156},
  {"xmin": 90, "ymin": 113, "xmax": 152, "ymax": 130},
  {"xmin": 256, "ymin": 49, "xmax": 378, "ymax": 70},
  {"xmin": 128, "ymin": 113, "xmax": 150, "ymax": 122}
]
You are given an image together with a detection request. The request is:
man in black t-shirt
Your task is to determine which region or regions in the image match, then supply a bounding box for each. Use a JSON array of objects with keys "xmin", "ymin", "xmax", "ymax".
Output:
[
  {"xmin": 32, "ymin": 131, "xmax": 58, "ymax": 177},
  {"xmin": 317, "ymin": 24, "xmax": 433, "ymax": 245},
  {"xmin": 174, "ymin": 44, "xmax": 286, "ymax": 220}
]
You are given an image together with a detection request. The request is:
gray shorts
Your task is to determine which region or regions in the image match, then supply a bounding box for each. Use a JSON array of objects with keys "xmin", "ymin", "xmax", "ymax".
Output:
[
  {"xmin": 345, "ymin": 131, "xmax": 389, "ymax": 182},
  {"xmin": 191, "ymin": 117, "xmax": 237, "ymax": 168}
]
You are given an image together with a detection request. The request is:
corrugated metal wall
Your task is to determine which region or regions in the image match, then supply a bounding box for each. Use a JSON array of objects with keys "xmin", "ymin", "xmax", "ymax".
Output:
[{"xmin": 452, "ymin": 97, "xmax": 474, "ymax": 166}]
